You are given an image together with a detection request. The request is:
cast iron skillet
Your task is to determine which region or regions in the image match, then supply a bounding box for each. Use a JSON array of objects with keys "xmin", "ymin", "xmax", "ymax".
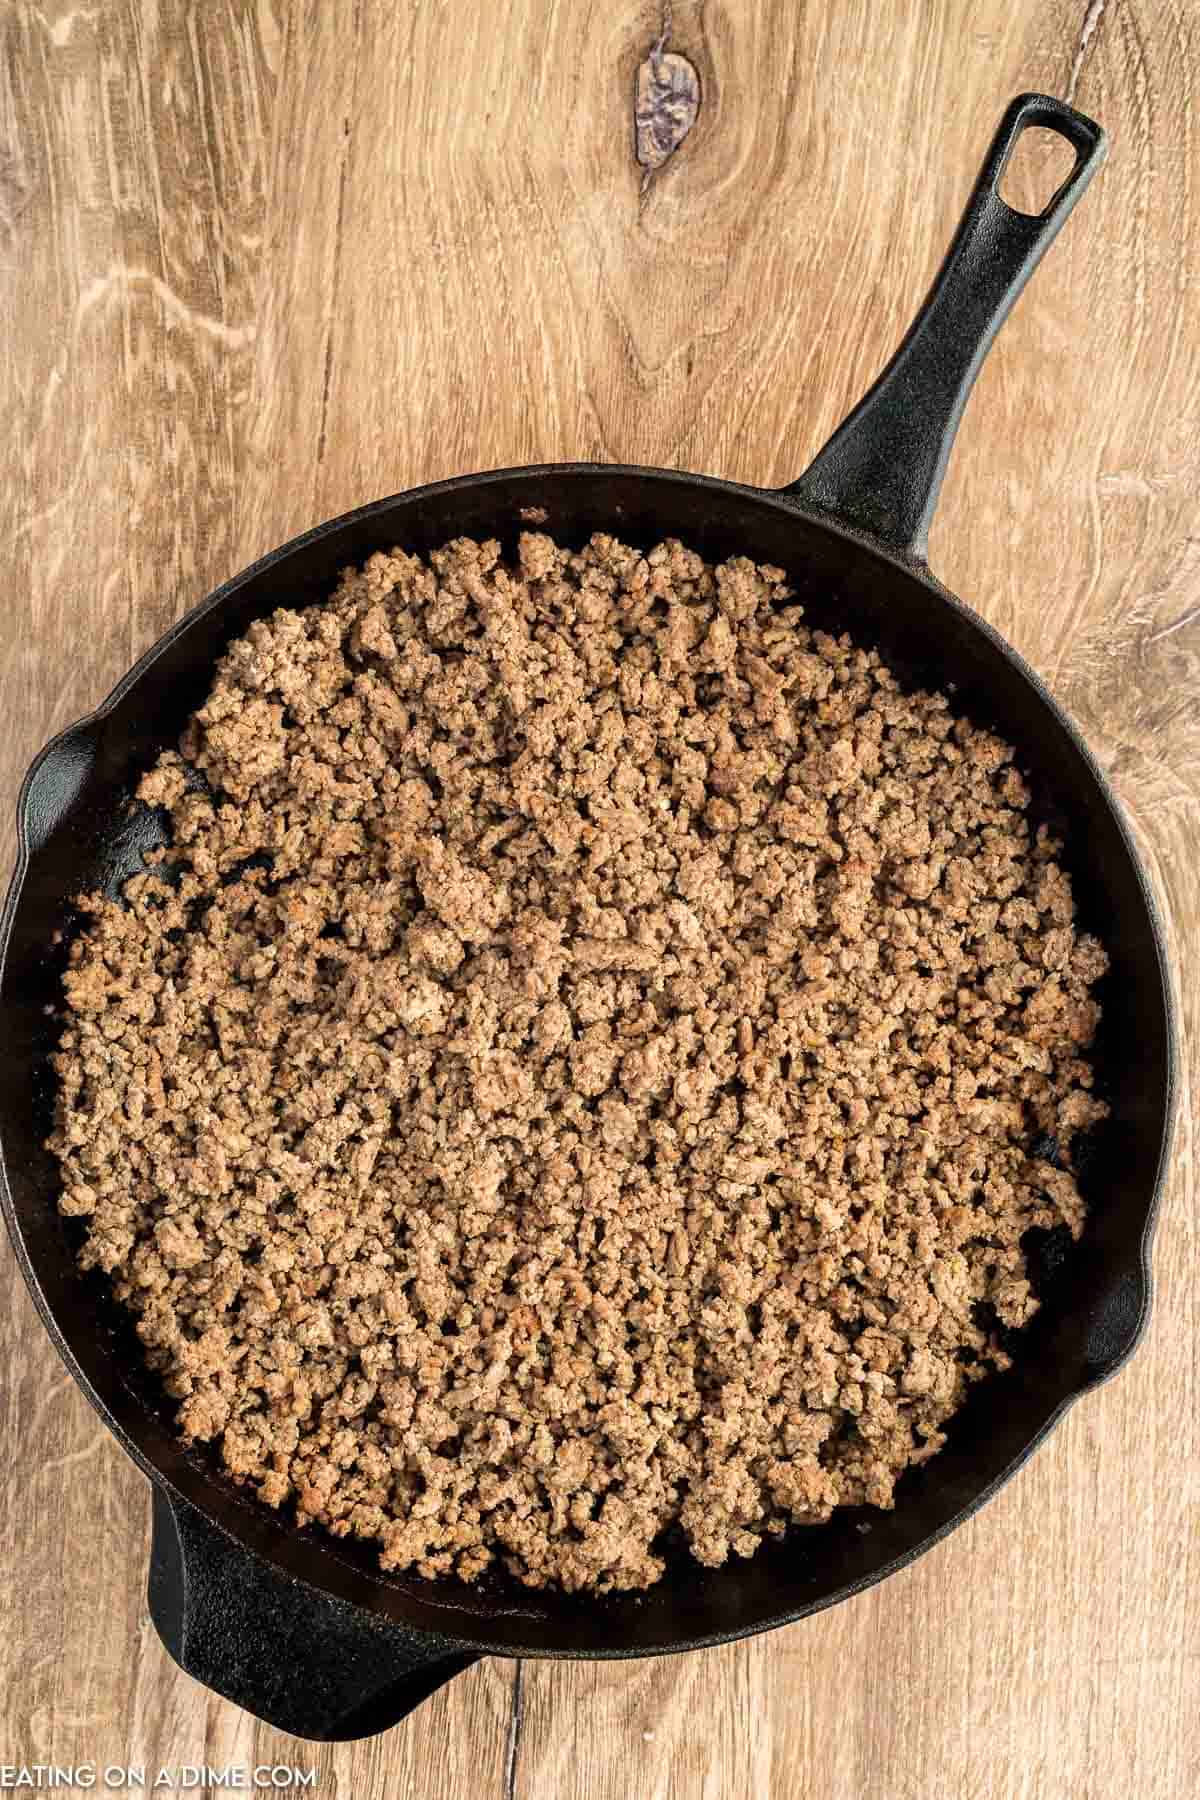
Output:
[{"xmin": 0, "ymin": 94, "xmax": 1177, "ymax": 1742}]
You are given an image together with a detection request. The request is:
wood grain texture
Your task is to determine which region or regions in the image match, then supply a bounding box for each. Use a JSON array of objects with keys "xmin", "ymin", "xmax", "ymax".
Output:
[{"xmin": 1, "ymin": 2, "xmax": 1196, "ymax": 1796}]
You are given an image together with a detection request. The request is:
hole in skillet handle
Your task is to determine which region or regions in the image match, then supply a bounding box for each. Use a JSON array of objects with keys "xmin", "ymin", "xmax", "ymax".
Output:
[
  {"xmin": 148, "ymin": 1487, "xmax": 478, "ymax": 1740},
  {"xmin": 779, "ymin": 93, "xmax": 1107, "ymax": 561},
  {"xmin": 998, "ymin": 126, "xmax": 1080, "ymax": 218}
]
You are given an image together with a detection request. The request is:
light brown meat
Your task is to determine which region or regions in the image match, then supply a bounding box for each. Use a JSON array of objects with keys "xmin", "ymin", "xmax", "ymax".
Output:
[{"xmin": 49, "ymin": 531, "xmax": 1107, "ymax": 1592}]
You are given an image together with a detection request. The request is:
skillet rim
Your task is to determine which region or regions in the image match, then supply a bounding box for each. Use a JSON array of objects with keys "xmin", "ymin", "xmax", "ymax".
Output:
[{"xmin": 0, "ymin": 461, "xmax": 1179, "ymax": 1659}]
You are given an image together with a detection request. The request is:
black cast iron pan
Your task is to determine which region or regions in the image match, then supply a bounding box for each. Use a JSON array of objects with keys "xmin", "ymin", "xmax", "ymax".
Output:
[{"xmin": 0, "ymin": 94, "xmax": 1177, "ymax": 1741}]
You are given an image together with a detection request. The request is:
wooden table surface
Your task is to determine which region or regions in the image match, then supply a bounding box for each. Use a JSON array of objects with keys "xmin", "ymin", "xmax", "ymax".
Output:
[{"xmin": 1, "ymin": 3, "xmax": 1196, "ymax": 1796}]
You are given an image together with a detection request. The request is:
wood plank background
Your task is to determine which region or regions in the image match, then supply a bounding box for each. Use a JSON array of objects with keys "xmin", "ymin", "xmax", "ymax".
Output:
[{"xmin": 1, "ymin": 2, "xmax": 1196, "ymax": 1796}]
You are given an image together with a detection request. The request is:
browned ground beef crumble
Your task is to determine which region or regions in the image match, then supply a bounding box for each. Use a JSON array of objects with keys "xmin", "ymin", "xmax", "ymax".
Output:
[{"xmin": 49, "ymin": 532, "xmax": 1108, "ymax": 1592}]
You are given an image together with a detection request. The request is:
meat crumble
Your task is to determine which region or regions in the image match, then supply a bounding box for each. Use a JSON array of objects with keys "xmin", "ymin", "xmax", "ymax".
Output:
[{"xmin": 49, "ymin": 531, "xmax": 1108, "ymax": 1592}]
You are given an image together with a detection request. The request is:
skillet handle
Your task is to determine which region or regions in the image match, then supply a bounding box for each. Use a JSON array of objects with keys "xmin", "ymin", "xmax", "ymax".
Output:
[
  {"xmin": 780, "ymin": 94, "xmax": 1107, "ymax": 560},
  {"xmin": 147, "ymin": 1487, "xmax": 479, "ymax": 1741}
]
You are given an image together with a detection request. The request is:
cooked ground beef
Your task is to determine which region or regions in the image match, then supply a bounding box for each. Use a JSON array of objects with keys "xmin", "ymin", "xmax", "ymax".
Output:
[{"xmin": 49, "ymin": 531, "xmax": 1107, "ymax": 1592}]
